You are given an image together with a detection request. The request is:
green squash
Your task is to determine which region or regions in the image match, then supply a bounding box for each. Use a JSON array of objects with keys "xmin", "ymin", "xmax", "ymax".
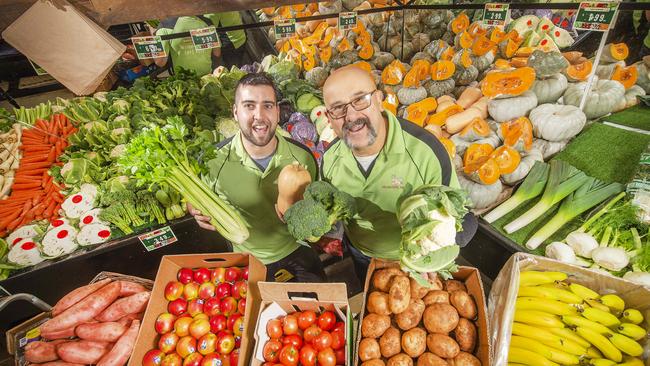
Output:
[
  {"xmin": 471, "ymin": 52, "xmax": 495, "ymax": 72},
  {"xmin": 488, "ymin": 90, "xmax": 538, "ymax": 123},
  {"xmin": 371, "ymin": 52, "xmax": 396, "ymax": 70},
  {"xmin": 329, "ymin": 50, "xmax": 359, "ymax": 69},
  {"xmin": 305, "ymin": 67, "xmax": 329, "ymax": 88},
  {"xmin": 614, "ymin": 85, "xmax": 646, "ymax": 112},
  {"xmin": 425, "ymin": 79, "xmax": 456, "ymax": 99},
  {"xmin": 527, "ymin": 50, "xmax": 569, "ymax": 79},
  {"xmin": 563, "ymin": 79, "xmax": 626, "ymax": 119},
  {"xmin": 453, "ymin": 64, "xmax": 479, "ymax": 86},
  {"xmin": 531, "ymin": 73, "xmax": 568, "ymax": 104},
  {"xmin": 410, "ymin": 51, "xmax": 434, "ymax": 65},
  {"xmin": 635, "ymin": 62, "xmax": 650, "ymax": 92},
  {"xmin": 397, "ymin": 86, "xmax": 427, "ymax": 105},
  {"xmin": 424, "ymin": 39, "xmax": 448, "ymax": 59}
]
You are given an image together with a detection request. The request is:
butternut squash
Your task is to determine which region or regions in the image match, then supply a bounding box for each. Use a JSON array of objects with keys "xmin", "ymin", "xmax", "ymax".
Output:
[
  {"xmin": 445, "ymin": 105, "xmax": 483, "ymax": 134},
  {"xmin": 428, "ymin": 104, "xmax": 463, "ymax": 126},
  {"xmin": 456, "ymin": 86, "xmax": 483, "ymax": 109},
  {"xmin": 277, "ymin": 162, "xmax": 312, "ymax": 215},
  {"xmin": 435, "ymin": 95, "xmax": 456, "ymax": 112}
]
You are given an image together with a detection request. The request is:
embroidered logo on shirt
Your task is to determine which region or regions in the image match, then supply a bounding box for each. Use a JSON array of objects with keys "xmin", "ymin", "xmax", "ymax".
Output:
[{"xmin": 382, "ymin": 175, "xmax": 405, "ymax": 189}]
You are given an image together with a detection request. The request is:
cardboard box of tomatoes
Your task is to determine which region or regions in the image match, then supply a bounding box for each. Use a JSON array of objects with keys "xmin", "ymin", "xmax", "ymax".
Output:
[
  {"xmin": 252, "ymin": 282, "xmax": 352, "ymax": 366},
  {"xmin": 129, "ymin": 253, "xmax": 266, "ymax": 366}
]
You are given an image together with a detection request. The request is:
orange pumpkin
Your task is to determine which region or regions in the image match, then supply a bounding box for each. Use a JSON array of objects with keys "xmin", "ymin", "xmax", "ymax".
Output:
[
  {"xmin": 490, "ymin": 145, "xmax": 521, "ymax": 175},
  {"xmin": 501, "ymin": 117, "xmax": 533, "ymax": 151},
  {"xmin": 430, "ymin": 60, "xmax": 456, "ymax": 81},
  {"xmin": 405, "ymin": 98, "xmax": 438, "ymax": 127},
  {"xmin": 611, "ymin": 64, "xmax": 638, "ymax": 89},
  {"xmin": 564, "ymin": 60, "xmax": 592, "ymax": 82},
  {"xmin": 481, "ymin": 67, "xmax": 536, "ymax": 98},
  {"xmin": 450, "ymin": 12, "xmax": 470, "ymax": 34},
  {"xmin": 472, "ymin": 35, "xmax": 496, "ymax": 57}
]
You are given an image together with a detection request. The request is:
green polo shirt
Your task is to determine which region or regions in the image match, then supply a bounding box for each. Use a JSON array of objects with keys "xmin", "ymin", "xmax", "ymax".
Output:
[
  {"xmin": 203, "ymin": 12, "xmax": 247, "ymax": 49},
  {"xmin": 321, "ymin": 111, "xmax": 460, "ymax": 260},
  {"xmin": 203, "ymin": 131, "xmax": 318, "ymax": 264},
  {"xmin": 156, "ymin": 17, "xmax": 214, "ymax": 76}
]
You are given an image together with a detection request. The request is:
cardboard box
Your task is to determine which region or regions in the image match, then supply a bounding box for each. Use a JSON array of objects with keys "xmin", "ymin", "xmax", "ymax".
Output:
[
  {"xmin": 355, "ymin": 259, "xmax": 491, "ymax": 366},
  {"xmin": 129, "ymin": 253, "xmax": 266, "ymax": 366},
  {"xmin": 251, "ymin": 282, "xmax": 352, "ymax": 366},
  {"xmin": 6, "ymin": 271, "xmax": 153, "ymax": 366}
]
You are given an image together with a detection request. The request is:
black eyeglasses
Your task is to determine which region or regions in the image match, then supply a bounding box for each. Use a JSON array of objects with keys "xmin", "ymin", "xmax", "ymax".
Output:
[{"xmin": 326, "ymin": 90, "xmax": 377, "ymax": 119}]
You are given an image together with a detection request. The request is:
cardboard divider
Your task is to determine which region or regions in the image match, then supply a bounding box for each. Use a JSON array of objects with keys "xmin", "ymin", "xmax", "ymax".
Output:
[{"xmin": 128, "ymin": 253, "xmax": 266, "ymax": 366}]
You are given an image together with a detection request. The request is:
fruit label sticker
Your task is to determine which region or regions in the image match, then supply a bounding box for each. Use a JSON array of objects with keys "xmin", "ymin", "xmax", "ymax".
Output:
[
  {"xmin": 132, "ymin": 36, "xmax": 166, "ymax": 59},
  {"xmin": 138, "ymin": 226, "xmax": 177, "ymax": 251},
  {"xmin": 574, "ymin": 2, "xmax": 619, "ymax": 31},
  {"xmin": 339, "ymin": 12, "xmax": 358, "ymax": 31},
  {"xmin": 482, "ymin": 3, "xmax": 510, "ymax": 27},
  {"xmin": 28, "ymin": 59, "xmax": 48, "ymax": 76},
  {"xmin": 190, "ymin": 26, "xmax": 221, "ymax": 51},
  {"xmin": 274, "ymin": 18, "xmax": 296, "ymax": 39}
]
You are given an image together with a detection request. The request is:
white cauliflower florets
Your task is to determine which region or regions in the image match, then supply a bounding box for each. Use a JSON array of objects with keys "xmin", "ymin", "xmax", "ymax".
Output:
[{"xmin": 419, "ymin": 210, "xmax": 457, "ymax": 254}]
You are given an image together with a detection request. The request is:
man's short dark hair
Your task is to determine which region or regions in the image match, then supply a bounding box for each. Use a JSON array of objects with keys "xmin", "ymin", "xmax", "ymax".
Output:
[{"xmin": 234, "ymin": 72, "xmax": 282, "ymax": 103}]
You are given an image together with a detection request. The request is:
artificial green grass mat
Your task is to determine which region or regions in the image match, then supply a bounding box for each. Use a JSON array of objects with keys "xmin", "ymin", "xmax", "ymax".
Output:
[{"xmin": 601, "ymin": 105, "xmax": 650, "ymax": 131}]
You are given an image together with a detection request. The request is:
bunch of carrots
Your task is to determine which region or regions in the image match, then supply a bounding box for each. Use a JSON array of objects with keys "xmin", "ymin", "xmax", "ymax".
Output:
[{"xmin": 0, "ymin": 114, "xmax": 76, "ymax": 237}]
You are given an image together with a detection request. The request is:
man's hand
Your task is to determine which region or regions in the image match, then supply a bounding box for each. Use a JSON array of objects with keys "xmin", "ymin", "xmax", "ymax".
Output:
[{"xmin": 187, "ymin": 202, "xmax": 216, "ymax": 231}]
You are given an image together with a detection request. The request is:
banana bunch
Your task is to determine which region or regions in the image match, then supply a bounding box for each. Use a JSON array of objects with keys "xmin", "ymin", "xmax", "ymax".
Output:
[{"xmin": 509, "ymin": 270, "xmax": 648, "ymax": 366}]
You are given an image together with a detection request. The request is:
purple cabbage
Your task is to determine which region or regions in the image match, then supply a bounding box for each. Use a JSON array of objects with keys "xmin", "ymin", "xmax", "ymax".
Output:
[
  {"xmin": 240, "ymin": 62, "xmax": 261, "ymax": 74},
  {"xmin": 290, "ymin": 120, "xmax": 318, "ymax": 143}
]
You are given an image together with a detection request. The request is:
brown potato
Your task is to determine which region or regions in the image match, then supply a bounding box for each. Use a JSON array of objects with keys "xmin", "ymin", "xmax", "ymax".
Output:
[
  {"xmin": 368, "ymin": 291, "xmax": 392, "ymax": 315},
  {"xmin": 401, "ymin": 327, "xmax": 427, "ymax": 358},
  {"xmin": 454, "ymin": 318, "xmax": 477, "ymax": 352},
  {"xmin": 417, "ymin": 352, "xmax": 450, "ymax": 366},
  {"xmin": 359, "ymin": 338, "xmax": 382, "ymax": 361},
  {"xmin": 362, "ymin": 313, "xmax": 391, "ymax": 338},
  {"xmin": 380, "ymin": 327, "xmax": 402, "ymax": 358},
  {"xmin": 444, "ymin": 280, "xmax": 467, "ymax": 292},
  {"xmin": 426, "ymin": 333, "xmax": 460, "ymax": 359},
  {"xmin": 423, "ymin": 303, "xmax": 459, "ymax": 334},
  {"xmin": 450, "ymin": 291, "xmax": 477, "ymax": 319},
  {"xmin": 396, "ymin": 299, "xmax": 426, "ymax": 330},
  {"xmin": 448, "ymin": 351, "xmax": 481, "ymax": 366},
  {"xmin": 389, "ymin": 276, "xmax": 411, "ymax": 314},
  {"xmin": 423, "ymin": 290, "xmax": 450, "ymax": 305},
  {"xmin": 387, "ymin": 353, "xmax": 414, "ymax": 366},
  {"xmin": 410, "ymin": 277, "xmax": 429, "ymax": 299},
  {"xmin": 373, "ymin": 268, "xmax": 405, "ymax": 292},
  {"xmin": 429, "ymin": 274, "xmax": 444, "ymax": 290},
  {"xmin": 363, "ymin": 360, "xmax": 387, "ymax": 366}
]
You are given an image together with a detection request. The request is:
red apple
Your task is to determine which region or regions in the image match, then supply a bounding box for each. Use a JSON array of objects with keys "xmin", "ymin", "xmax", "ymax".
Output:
[
  {"xmin": 193, "ymin": 313, "xmax": 209, "ymax": 321},
  {"xmin": 168, "ymin": 298, "xmax": 188, "ymax": 317},
  {"xmin": 158, "ymin": 332, "xmax": 179, "ymax": 354},
  {"xmin": 232, "ymin": 316, "xmax": 244, "ymax": 337},
  {"xmin": 216, "ymin": 283, "xmax": 232, "ymax": 299},
  {"xmin": 216, "ymin": 333, "xmax": 235, "ymax": 355},
  {"xmin": 156, "ymin": 313, "xmax": 177, "ymax": 334},
  {"xmin": 182, "ymin": 352, "xmax": 203, "ymax": 366},
  {"xmin": 197, "ymin": 333, "xmax": 217, "ymax": 355},
  {"xmin": 194, "ymin": 268, "xmax": 211, "ymax": 284},
  {"xmin": 230, "ymin": 349, "xmax": 239, "ymax": 366},
  {"xmin": 237, "ymin": 298, "xmax": 246, "ymax": 315},
  {"xmin": 203, "ymin": 298, "xmax": 221, "ymax": 317},
  {"xmin": 335, "ymin": 347, "xmax": 345, "ymax": 365},
  {"xmin": 177, "ymin": 268, "xmax": 194, "ymax": 285},
  {"xmin": 198, "ymin": 282, "xmax": 215, "ymax": 300},
  {"xmin": 165, "ymin": 281, "xmax": 184, "ymax": 301},
  {"xmin": 224, "ymin": 267, "xmax": 241, "ymax": 283},
  {"xmin": 174, "ymin": 316, "xmax": 193, "ymax": 337},
  {"xmin": 161, "ymin": 353, "xmax": 183, "ymax": 366},
  {"xmin": 189, "ymin": 318, "xmax": 211, "ymax": 339},
  {"xmin": 201, "ymin": 353, "xmax": 223, "ymax": 366},
  {"xmin": 211, "ymin": 268, "xmax": 226, "ymax": 283},
  {"xmin": 176, "ymin": 336, "xmax": 197, "ymax": 358},
  {"xmin": 242, "ymin": 266, "xmax": 249, "ymax": 281},
  {"xmin": 209, "ymin": 314, "xmax": 227, "ymax": 333},
  {"xmin": 234, "ymin": 335, "xmax": 241, "ymax": 349},
  {"xmin": 220, "ymin": 297, "xmax": 237, "ymax": 316},
  {"xmin": 183, "ymin": 282, "xmax": 199, "ymax": 300},
  {"xmin": 186, "ymin": 299, "xmax": 204, "ymax": 317},
  {"xmin": 227, "ymin": 313, "xmax": 242, "ymax": 332},
  {"xmin": 231, "ymin": 281, "xmax": 247, "ymax": 300},
  {"xmin": 142, "ymin": 349, "xmax": 165, "ymax": 366}
]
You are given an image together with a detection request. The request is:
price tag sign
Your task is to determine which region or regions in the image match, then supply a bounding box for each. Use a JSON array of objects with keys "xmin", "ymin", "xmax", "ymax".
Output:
[
  {"xmin": 132, "ymin": 36, "xmax": 166, "ymax": 59},
  {"xmin": 138, "ymin": 226, "xmax": 178, "ymax": 251},
  {"xmin": 274, "ymin": 18, "xmax": 296, "ymax": 40},
  {"xmin": 482, "ymin": 3, "xmax": 509, "ymax": 27},
  {"xmin": 28, "ymin": 59, "xmax": 48, "ymax": 76},
  {"xmin": 339, "ymin": 12, "xmax": 358, "ymax": 31},
  {"xmin": 190, "ymin": 26, "xmax": 221, "ymax": 50},
  {"xmin": 574, "ymin": 2, "xmax": 619, "ymax": 31}
]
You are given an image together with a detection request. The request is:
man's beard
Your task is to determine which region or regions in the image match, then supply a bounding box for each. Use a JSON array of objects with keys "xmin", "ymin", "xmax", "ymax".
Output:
[{"xmin": 342, "ymin": 117, "xmax": 377, "ymax": 149}]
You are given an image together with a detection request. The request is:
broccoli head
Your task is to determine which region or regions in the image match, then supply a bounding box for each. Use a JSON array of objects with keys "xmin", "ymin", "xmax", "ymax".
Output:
[
  {"xmin": 331, "ymin": 190, "xmax": 357, "ymax": 223},
  {"xmin": 284, "ymin": 198, "xmax": 331, "ymax": 242},
  {"xmin": 303, "ymin": 181, "xmax": 356, "ymax": 224}
]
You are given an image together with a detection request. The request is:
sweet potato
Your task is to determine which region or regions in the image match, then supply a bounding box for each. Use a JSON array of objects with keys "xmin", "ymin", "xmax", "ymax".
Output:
[
  {"xmin": 372, "ymin": 268, "xmax": 405, "ymax": 292},
  {"xmin": 450, "ymin": 291, "xmax": 477, "ymax": 319},
  {"xmin": 367, "ymin": 291, "xmax": 391, "ymax": 315},
  {"xmin": 118, "ymin": 311, "xmax": 145, "ymax": 322},
  {"xmin": 359, "ymin": 338, "xmax": 382, "ymax": 361},
  {"xmin": 389, "ymin": 276, "xmax": 411, "ymax": 314},
  {"xmin": 41, "ymin": 326, "xmax": 76, "ymax": 340},
  {"xmin": 380, "ymin": 327, "xmax": 402, "ymax": 358},
  {"xmin": 42, "ymin": 281, "xmax": 121, "ymax": 333},
  {"xmin": 56, "ymin": 340, "xmax": 112, "ymax": 364},
  {"xmin": 448, "ymin": 351, "xmax": 481, "ymax": 366},
  {"xmin": 423, "ymin": 303, "xmax": 459, "ymax": 334},
  {"xmin": 40, "ymin": 362, "xmax": 84, "ymax": 366},
  {"xmin": 95, "ymin": 291, "xmax": 150, "ymax": 322},
  {"xmin": 387, "ymin": 353, "xmax": 414, "ymax": 366},
  {"xmin": 25, "ymin": 340, "xmax": 62, "ymax": 363},
  {"xmin": 117, "ymin": 280, "xmax": 148, "ymax": 297},
  {"xmin": 396, "ymin": 299, "xmax": 425, "ymax": 330},
  {"xmin": 417, "ymin": 352, "xmax": 450, "ymax": 366},
  {"xmin": 401, "ymin": 327, "xmax": 427, "ymax": 358},
  {"xmin": 426, "ymin": 333, "xmax": 460, "ymax": 358},
  {"xmin": 75, "ymin": 321, "xmax": 128, "ymax": 342},
  {"xmin": 454, "ymin": 318, "xmax": 477, "ymax": 352},
  {"xmin": 97, "ymin": 320, "xmax": 140, "ymax": 366},
  {"xmin": 444, "ymin": 280, "xmax": 467, "ymax": 292},
  {"xmin": 423, "ymin": 290, "xmax": 450, "ymax": 305},
  {"xmin": 362, "ymin": 314, "xmax": 391, "ymax": 338},
  {"xmin": 51, "ymin": 279, "xmax": 112, "ymax": 316}
]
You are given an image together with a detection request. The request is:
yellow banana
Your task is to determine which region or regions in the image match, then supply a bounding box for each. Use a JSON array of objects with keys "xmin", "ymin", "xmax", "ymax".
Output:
[
  {"xmin": 547, "ymin": 327, "xmax": 591, "ymax": 348},
  {"xmin": 520, "ymin": 271, "xmax": 568, "ymax": 286},
  {"xmin": 588, "ymin": 358, "xmax": 616, "ymax": 366},
  {"xmin": 606, "ymin": 333, "xmax": 643, "ymax": 357},
  {"xmin": 569, "ymin": 283, "xmax": 600, "ymax": 300},
  {"xmin": 508, "ymin": 364, "xmax": 529, "ymax": 366},
  {"xmin": 587, "ymin": 346, "xmax": 604, "ymax": 359},
  {"xmin": 516, "ymin": 310, "xmax": 565, "ymax": 328},
  {"xmin": 516, "ymin": 297, "xmax": 580, "ymax": 316},
  {"xmin": 562, "ymin": 315, "xmax": 613, "ymax": 334},
  {"xmin": 617, "ymin": 356, "xmax": 644, "ymax": 366},
  {"xmin": 511, "ymin": 323, "xmax": 587, "ymax": 355},
  {"xmin": 510, "ymin": 335, "xmax": 580, "ymax": 365},
  {"xmin": 575, "ymin": 327, "xmax": 622, "ymax": 362},
  {"xmin": 581, "ymin": 307, "xmax": 621, "ymax": 327},
  {"xmin": 517, "ymin": 285, "xmax": 584, "ymax": 304},
  {"xmin": 616, "ymin": 323, "xmax": 647, "ymax": 341},
  {"xmin": 599, "ymin": 294, "xmax": 625, "ymax": 313},
  {"xmin": 586, "ymin": 298, "xmax": 612, "ymax": 313},
  {"xmin": 620, "ymin": 309, "xmax": 644, "ymax": 325},
  {"xmin": 509, "ymin": 346, "xmax": 560, "ymax": 366}
]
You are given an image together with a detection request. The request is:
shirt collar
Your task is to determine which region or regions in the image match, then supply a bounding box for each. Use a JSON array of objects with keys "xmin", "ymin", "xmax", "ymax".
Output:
[{"xmin": 230, "ymin": 129, "xmax": 288, "ymax": 173}]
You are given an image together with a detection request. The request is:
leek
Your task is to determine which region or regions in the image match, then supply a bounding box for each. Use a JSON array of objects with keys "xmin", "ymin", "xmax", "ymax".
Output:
[
  {"xmin": 483, "ymin": 161, "xmax": 550, "ymax": 223},
  {"xmin": 504, "ymin": 160, "xmax": 589, "ymax": 234},
  {"xmin": 525, "ymin": 178, "xmax": 624, "ymax": 249}
]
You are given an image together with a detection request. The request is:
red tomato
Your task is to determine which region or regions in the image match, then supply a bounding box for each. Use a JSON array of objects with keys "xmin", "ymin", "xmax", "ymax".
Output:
[
  {"xmin": 331, "ymin": 328, "xmax": 345, "ymax": 350},
  {"xmin": 299, "ymin": 344, "xmax": 317, "ymax": 366},
  {"xmin": 282, "ymin": 334, "xmax": 303, "ymax": 349},
  {"xmin": 267, "ymin": 319, "xmax": 283, "ymax": 339},
  {"xmin": 298, "ymin": 310, "xmax": 317, "ymax": 330},
  {"xmin": 263, "ymin": 340, "xmax": 282, "ymax": 362},
  {"xmin": 317, "ymin": 347, "xmax": 336, "ymax": 366},
  {"xmin": 335, "ymin": 347, "xmax": 345, "ymax": 365},
  {"xmin": 317, "ymin": 311, "xmax": 336, "ymax": 331},
  {"xmin": 279, "ymin": 345, "xmax": 299, "ymax": 366},
  {"xmin": 313, "ymin": 331, "xmax": 332, "ymax": 351},
  {"xmin": 333, "ymin": 322, "xmax": 345, "ymax": 333},
  {"xmin": 282, "ymin": 315, "xmax": 299, "ymax": 336},
  {"xmin": 303, "ymin": 325, "xmax": 321, "ymax": 344}
]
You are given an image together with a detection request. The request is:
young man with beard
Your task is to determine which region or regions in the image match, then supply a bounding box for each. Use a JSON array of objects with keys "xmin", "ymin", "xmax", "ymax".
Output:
[
  {"xmin": 320, "ymin": 65, "xmax": 477, "ymax": 281},
  {"xmin": 188, "ymin": 72, "xmax": 326, "ymax": 283}
]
